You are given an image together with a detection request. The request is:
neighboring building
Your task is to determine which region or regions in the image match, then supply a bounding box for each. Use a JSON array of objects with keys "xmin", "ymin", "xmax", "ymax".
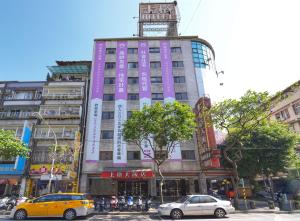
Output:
[
  {"xmin": 81, "ymin": 1, "xmax": 220, "ymax": 197},
  {"xmin": 270, "ymin": 80, "xmax": 300, "ymax": 153},
  {"xmin": 27, "ymin": 61, "xmax": 90, "ymax": 196},
  {"xmin": 0, "ymin": 81, "xmax": 44, "ymax": 196}
]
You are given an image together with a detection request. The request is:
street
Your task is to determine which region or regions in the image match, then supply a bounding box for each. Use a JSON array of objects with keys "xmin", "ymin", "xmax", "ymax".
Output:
[{"xmin": 0, "ymin": 213, "xmax": 300, "ymax": 221}]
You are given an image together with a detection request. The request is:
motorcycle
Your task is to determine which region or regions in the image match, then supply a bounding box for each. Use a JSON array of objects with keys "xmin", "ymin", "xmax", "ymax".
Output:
[
  {"xmin": 127, "ymin": 195, "xmax": 133, "ymax": 211},
  {"xmin": 110, "ymin": 196, "xmax": 118, "ymax": 211},
  {"xmin": 118, "ymin": 196, "xmax": 126, "ymax": 211},
  {"xmin": 136, "ymin": 196, "xmax": 143, "ymax": 211}
]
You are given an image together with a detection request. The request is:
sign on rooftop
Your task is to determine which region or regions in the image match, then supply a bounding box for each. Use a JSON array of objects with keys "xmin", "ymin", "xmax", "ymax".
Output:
[{"xmin": 139, "ymin": 2, "xmax": 177, "ymax": 22}]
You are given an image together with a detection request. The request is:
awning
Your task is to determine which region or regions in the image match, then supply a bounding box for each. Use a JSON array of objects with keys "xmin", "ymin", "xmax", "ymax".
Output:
[{"xmin": 100, "ymin": 169, "xmax": 155, "ymax": 179}]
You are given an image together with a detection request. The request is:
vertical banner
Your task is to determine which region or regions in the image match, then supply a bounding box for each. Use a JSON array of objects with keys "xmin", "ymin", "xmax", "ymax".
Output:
[
  {"xmin": 138, "ymin": 41, "xmax": 154, "ymax": 161},
  {"xmin": 160, "ymin": 40, "xmax": 182, "ymax": 160},
  {"xmin": 14, "ymin": 120, "xmax": 32, "ymax": 171},
  {"xmin": 86, "ymin": 41, "xmax": 106, "ymax": 161},
  {"xmin": 113, "ymin": 41, "xmax": 128, "ymax": 166}
]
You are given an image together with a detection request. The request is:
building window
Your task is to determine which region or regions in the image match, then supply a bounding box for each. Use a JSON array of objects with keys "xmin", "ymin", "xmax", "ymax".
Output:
[
  {"xmin": 281, "ymin": 109, "xmax": 290, "ymax": 120},
  {"xmin": 101, "ymin": 130, "xmax": 114, "ymax": 139},
  {"xmin": 152, "ymin": 93, "xmax": 164, "ymax": 100},
  {"xmin": 149, "ymin": 47, "xmax": 160, "ymax": 53},
  {"xmin": 151, "ymin": 76, "xmax": 162, "ymax": 83},
  {"xmin": 128, "ymin": 77, "xmax": 138, "ymax": 84},
  {"xmin": 275, "ymin": 113, "xmax": 281, "ymax": 120},
  {"xmin": 102, "ymin": 111, "xmax": 114, "ymax": 120},
  {"xmin": 181, "ymin": 150, "xmax": 195, "ymax": 160},
  {"xmin": 105, "ymin": 62, "xmax": 116, "ymax": 69},
  {"xmin": 128, "ymin": 48, "xmax": 138, "ymax": 54},
  {"xmin": 100, "ymin": 151, "xmax": 113, "ymax": 160},
  {"xmin": 128, "ymin": 93, "xmax": 139, "ymax": 100},
  {"xmin": 194, "ymin": 180, "xmax": 200, "ymax": 193},
  {"xmin": 175, "ymin": 92, "xmax": 188, "ymax": 100},
  {"xmin": 293, "ymin": 101, "xmax": 300, "ymax": 115},
  {"xmin": 103, "ymin": 94, "xmax": 114, "ymax": 101},
  {"xmin": 127, "ymin": 111, "xmax": 133, "ymax": 119},
  {"xmin": 192, "ymin": 41, "xmax": 214, "ymax": 69},
  {"xmin": 172, "ymin": 61, "xmax": 184, "ymax": 68},
  {"xmin": 106, "ymin": 48, "xmax": 116, "ymax": 54},
  {"xmin": 171, "ymin": 47, "xmax": 182, "ymax": 53},
  {"xmin": 127, "ymin": 151, "xmax": 140, "ymax": 160},
  {"xmin": 128, "ymin": 62, "xmax": 138, "ymax": 69},
  {"xmin": 150, "ymin": 62, "xmax": 161, "ymax": 68},
  {"xmin": 104, "ymin": 77, "xmax": 115, "ymax": 85},
  {"xmin": 174, "ymin": 76, "xmax": 186, "ymax": 83}
]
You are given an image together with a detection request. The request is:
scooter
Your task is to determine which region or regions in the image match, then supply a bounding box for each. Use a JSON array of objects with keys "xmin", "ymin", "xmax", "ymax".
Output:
[
  {"xmin": 110, "ymin": 196, "xmax": 118, "ymax": 211},
  {"xmin": 136, "ymin": 196, "xmax": 143, "ymax": 211},
  {"xmin": 127, "ymin": 195, "xmax": 133, "ymax": 211},
  {"xmin": 118, "ymin": 196, "xmax": 126, "ymax": 211}
]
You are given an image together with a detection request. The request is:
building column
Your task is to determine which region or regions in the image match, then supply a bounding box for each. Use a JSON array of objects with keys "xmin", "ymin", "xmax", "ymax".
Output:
[
  {"xmin": 188, "ymin": 178, "xmax": 194, "ymax": 194},
  {"xmin": 4, "ymin": 184, "xmax": 11, "ymax": 195},
  {"xmin": 150, "ymin": 178, "xmax": 156, "ymax": 197},
  {"xmin": 19, "ymin": 178, "xmax": 26, "ymax": 196},
  {"xmin": 199, "ymin": 173, "xmax": 208, "ymax": 194},
  {"xmin": 79, "ymin": 174, "xmax": 88, "ymax": 193}
]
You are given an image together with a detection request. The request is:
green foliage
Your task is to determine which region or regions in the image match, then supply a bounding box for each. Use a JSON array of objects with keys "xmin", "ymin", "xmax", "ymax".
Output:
[
  {"xmin": 123, "ymin": 101, "xmax": 196, "ymax": 165},
  {"xmin": 231, "ymin": 121, "xmax": 299, "ymax": 178},
  {"xmin": 48, "ymin": 145, "xmax": 72, "ymax": 165},
  {"xmin": 0, "ymin": 129, "xmax": 29, "ymax": 159}
]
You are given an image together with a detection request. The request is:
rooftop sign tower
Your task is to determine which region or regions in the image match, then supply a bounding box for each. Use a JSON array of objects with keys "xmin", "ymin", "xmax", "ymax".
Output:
[{"xmin": 139, "ymin": 1, "xmax": 180, "ymax": 37}]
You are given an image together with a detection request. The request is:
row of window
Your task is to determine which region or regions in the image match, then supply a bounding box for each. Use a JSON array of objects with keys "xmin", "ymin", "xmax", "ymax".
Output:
[
  {"xmin": 192, "ymin": 41, "xmax": 214, "ymax": 69},
  {"xmin": 104, "ymin": 76, "xmax": 186, "ymax": 85},
  {"xmin": 106, "ymin": 47, "xmax": 182, "ymax": 55},
  {"xmin": 102, "ymin": 92, "xmax": 188, "ymax": 101},
  {"xmin": 275, "ymin": 101, "xmax": 300, "ymax": 121},
  {"xmin": 100, "ymin": 150, "xmax": 195, "ymax": 160},
  {"xmin": 105, "ymin": 61, "xmax": 184, "ymax": 69}
]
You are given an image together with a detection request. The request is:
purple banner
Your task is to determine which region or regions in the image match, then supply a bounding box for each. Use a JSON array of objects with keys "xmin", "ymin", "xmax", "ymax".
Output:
[
  {"xmin": 160, "ymin": 40, "xmax": 175, "ymax": 99},
  {"xmin": 91, "ymin": 42, "xmax": 106, "ymax": 99},
  {"xmin": 138, "ymin": 41, "xmax": 151, "ymax": 99},
  {"xmin": 115, "ymin": 42, "xmax": 128, "ymax": 100}
]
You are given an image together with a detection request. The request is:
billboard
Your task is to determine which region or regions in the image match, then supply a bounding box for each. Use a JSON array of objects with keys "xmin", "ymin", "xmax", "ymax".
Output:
[{"xmin": 139, "ymin": 3, "xmax": 177, "ymax": 22}]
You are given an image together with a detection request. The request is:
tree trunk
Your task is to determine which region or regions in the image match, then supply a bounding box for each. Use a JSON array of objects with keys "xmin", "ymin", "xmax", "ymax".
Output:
[
  {"xmin": 157, "ymin": 166, "xmax": 164, "ymax": 204},
  {"xmin": 267, "ymin": 175, "xmax": 275, "ymax": 201},
  {"xmin": 231, "ymin": 162, "xmax": 240, "ymax": 209}
]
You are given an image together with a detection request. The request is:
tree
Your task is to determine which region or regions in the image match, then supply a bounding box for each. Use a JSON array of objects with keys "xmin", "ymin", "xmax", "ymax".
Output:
[
  {"xmin": 0, "ymin": 129, "xmax": 29, "ymax": 159},
  {"xmin": 208, "ymin": 90, "xmax": 271, "ymax": 207},
  {"xmin": 123, "ymin": 101, "xmax": 196, "ymax": 203}
]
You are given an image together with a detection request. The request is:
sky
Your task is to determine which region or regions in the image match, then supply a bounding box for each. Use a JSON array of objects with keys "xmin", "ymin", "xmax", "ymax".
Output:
[{"xmin": 0, "ymin": 0, "xmax": 299, "ymax": 102}]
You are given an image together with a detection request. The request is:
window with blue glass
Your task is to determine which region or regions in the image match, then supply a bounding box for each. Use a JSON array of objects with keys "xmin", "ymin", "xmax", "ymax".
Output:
[{"xmin": 191, "ymin": 41, "xmax": 213, "ymax": 69}]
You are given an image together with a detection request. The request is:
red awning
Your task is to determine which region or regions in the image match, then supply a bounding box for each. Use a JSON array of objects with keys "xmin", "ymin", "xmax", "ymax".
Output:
[{"xmin": 100, "ymin": 169, "xmax": 155, "ymax": 179}]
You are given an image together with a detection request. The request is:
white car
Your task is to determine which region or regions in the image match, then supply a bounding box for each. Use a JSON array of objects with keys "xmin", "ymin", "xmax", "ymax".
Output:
[{"xmin": 158, "ymin": 195, "xmax": 235, "ymax": 219}]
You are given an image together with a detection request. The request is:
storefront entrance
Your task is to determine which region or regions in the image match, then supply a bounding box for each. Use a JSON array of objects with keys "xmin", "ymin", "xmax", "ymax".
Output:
[{"xmin": 118, "ymin": 181, "xmax": 148, "ymax": 197}]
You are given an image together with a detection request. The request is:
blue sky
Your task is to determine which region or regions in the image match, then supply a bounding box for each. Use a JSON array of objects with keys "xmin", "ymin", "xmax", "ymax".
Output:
[{"xmin": 1, "ymin": 0, "xmax": 299, "ymax": 102}]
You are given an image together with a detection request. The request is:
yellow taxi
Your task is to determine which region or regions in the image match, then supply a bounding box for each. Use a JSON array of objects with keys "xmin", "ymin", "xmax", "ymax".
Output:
[{"xmin": 10, "ymin": 193, "xmax": 94, "ymax": 220}]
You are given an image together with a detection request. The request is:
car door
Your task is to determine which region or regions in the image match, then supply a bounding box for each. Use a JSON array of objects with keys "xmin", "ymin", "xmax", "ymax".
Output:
[
  {"xmin": 46, "ymin": 194, "xmax": 67, "ymax": 217},
  {"xmin": 29, "ymin": 195, "xmax": 52, "ymax": 217},
  {"xmin": 183, "ymin": 196, "xmax": 202, "ymax": 215},
  {"xmin": 198, "ymin": 196, "xmax": 219, "ymax": 215}
]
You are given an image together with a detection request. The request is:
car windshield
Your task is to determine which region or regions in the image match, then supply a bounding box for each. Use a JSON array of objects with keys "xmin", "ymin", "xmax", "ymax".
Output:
[{"xmin": 175, "ymin": 196, "xmax": 189, "ymax": 203}]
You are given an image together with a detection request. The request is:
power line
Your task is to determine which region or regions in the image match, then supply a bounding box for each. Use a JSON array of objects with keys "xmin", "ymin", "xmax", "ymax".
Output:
[{"xmin": 182, "ymin": 0, "xmax": 203, "ymax": 34}]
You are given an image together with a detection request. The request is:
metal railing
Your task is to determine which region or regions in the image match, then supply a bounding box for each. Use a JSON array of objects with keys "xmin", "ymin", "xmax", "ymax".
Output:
[
  {"xmin": 34, "ymin": 126, "xmax": 78, "ymax": 139},
  {"xmin": 39, "ymin": 106, "xmax": 81, "ymax": 118},
  {"xmin": 0, "ymin": 111, "xmax": 36, "ymax": 119}
]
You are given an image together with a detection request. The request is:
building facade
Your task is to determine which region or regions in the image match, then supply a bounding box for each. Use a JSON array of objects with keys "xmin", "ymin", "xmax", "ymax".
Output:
[
  {"xmin": 80, "ymin": 35, "xmax": 218, "ymax": 198},
  {"xmin": 27, "ymin": 61, "xmax": 90, "ymax": 196},
  {"xmin": 270, "ymin": 80, "xmax": 300, "ymax": 153},
  {"xmin": 0, "ymin": 81, "xmax": 44, "ymax": 196}
]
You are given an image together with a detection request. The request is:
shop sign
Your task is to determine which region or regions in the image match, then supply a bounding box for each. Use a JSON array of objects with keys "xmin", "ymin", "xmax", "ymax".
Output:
[
  {"xmin": 139, "ymin": 3, "xmax": 177, "ymax": 22},
  {"xmin": 40, "ymin": 174, "xmax": 62, "ymax": 181},
  {"xmin": 100, "ymin": 170, "xmax": 155, "ymax": 179},
  {"xmin": 29, "ymin": 164, "xmax": 70, "ymax": 175}
]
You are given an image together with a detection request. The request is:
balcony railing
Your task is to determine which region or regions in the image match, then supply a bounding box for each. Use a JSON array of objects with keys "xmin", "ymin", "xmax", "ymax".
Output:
[
  {"xmin": 4, "ymin": 92, "xmax": 42, "ymax": 100},
  {"xmin": 42, "ymin": 88, "xmax": 84, "ymax": 99},
  {"xmin": 0, "ymin": 111, "xmax": 36, "ymax": 119},
  {"xmin": 39, "ymin": 106, "xmax": 81, "ymax": 118},
  {"xmin": 0, "ymin": 127, "xmax": 24, "ymax": 138},
  {"xmin": 34, "ymin": 126, "xmax": 78, "ymax": 139}
]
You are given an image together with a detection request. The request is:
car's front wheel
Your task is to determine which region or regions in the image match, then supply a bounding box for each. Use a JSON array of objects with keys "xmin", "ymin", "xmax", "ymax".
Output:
[
  {"xmin": 214, "ymin": 208, "xmax": 226, "ymax": 218},
  {"xmin": 64, "ymin": 209, "xmax": 77, "ymax": 220},
  {"xmin": 14, "ymin": 209, "xmax": 27, "ymax": 220},
  {"xmin": 170, "ymin": 209, "xmax": 183, "ymax": 219}
]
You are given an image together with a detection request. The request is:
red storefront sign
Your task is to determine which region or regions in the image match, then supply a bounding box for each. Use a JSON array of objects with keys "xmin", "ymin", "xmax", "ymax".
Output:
[{"xmin": 100, "ymin": 170, "xmax": 155, "ymax": 179}]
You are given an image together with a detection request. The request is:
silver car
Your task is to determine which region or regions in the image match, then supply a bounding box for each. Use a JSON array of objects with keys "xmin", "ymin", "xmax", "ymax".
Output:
[{"xmin": 158, "ymin": 195, "xmax": 235, "ymax": 219}]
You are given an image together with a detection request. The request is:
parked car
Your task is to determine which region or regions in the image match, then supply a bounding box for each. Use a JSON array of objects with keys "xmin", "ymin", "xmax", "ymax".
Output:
[
  {"xmin": 10, "ymin": 193, "xmax": 94, "ymax": 220},
  {"xmin": 158, "ymin": 195, "xmax": 235, "ymax": 219}
]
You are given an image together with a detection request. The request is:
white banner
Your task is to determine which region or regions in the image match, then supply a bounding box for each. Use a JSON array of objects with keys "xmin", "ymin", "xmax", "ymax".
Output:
[
  {"xmin": 86, "ymin": 99, "xmax": 102, "ymax": 161},
  {"xmin": 113, "ymin": 100, "xmax": 127, "ymax": 165}
]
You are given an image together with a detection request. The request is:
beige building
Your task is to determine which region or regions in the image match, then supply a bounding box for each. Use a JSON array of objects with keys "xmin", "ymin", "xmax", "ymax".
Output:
[{"xmin": 270, "ymin": 80, "xmax": 300, "ymax": 152}]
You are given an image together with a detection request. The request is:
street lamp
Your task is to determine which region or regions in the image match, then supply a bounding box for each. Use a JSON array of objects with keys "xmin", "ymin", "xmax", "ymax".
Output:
[{"xmin": 33, "ymin": 112, "xmax": 58, "ymax": 193}]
